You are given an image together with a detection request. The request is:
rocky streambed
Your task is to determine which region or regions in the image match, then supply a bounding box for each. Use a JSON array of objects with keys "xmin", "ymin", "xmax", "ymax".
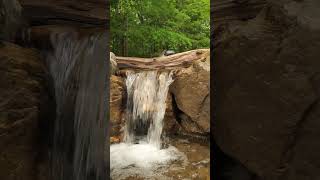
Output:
[{"xmin": 110, "ymin": 138, "xmax": 210, "ymax": 180}]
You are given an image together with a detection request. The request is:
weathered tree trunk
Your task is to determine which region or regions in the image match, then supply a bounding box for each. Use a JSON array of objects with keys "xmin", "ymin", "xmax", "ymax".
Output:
[{"xmin": 115, "ymin": 49, "xmax": 210, "ymax": 70}]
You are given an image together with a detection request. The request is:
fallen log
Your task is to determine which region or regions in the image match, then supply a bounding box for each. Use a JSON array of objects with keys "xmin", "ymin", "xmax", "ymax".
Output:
[{"xmin": 115, "ymin": 49, "xmax": 210, "ymax": 70}]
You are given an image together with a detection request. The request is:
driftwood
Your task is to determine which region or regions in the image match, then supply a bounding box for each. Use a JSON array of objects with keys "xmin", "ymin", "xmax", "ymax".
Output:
[{"xmin": 116, "ymin": 49, "xmax": 210, "ymax": 70}]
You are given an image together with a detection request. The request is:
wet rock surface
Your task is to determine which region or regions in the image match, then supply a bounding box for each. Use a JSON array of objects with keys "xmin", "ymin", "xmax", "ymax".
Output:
[
  {"xmin": 163, "ymin": 139, "xmax": 210, "ymax": 180},
  {"xmin": 0, "ymin": 0, "xmax": 22, "ymax": 41},
  {"xmin": 115, "ymin": 138, "xmax": 210, "ymax": 180},
  {"xmin": 163, "ymin": 93, "xmax": 179, "ymax": 134},
  {"xmin": 0, "ymin": 42, "xmax": 50, "ymax": 180},
  {"xmin": 213, "ymin": 0, "xmax": 320, "ymax": 179}
]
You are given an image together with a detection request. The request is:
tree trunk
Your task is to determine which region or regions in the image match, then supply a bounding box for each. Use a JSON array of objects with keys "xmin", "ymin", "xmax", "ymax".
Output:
[{"xmin": 115, "ymin": 49, "xmax": 210, "ymax": 70}]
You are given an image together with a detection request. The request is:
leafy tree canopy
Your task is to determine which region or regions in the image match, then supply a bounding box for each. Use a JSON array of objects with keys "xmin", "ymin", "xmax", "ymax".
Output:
[{"xmin": 111, "ymin": 0, "xmax": 210, "ymax": 57}]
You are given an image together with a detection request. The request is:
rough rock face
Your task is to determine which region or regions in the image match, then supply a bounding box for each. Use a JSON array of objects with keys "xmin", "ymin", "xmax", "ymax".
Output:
[
  {"xmin": 19, "ymin": 0, "xmax": 108, "ymax": 27},
  {"xmin": 110, "ymin": 75, "xmax": 125, "ymax": 137},
  {"xmin": 0, "ymin": 0, "xmax": 22, "ymax": 40},
  {"xmin": 213, "ymin": 0, "xmax": 320, "ymax": 179},
  {"xmin": 212, "ymin": 0, "xmax": 266, "ymax": 25},
  {"xmin": 110, "ymin": 52, "xmax": 118, "ymax": 75},
  {"xmin": 0, "ymin": 42, "xmax": 50, "ymax": 180},
  {"xmin": 170, "ymin": 56, "xmax": 210, "ymax": 134},
  {"xmin": 163, "ymin": 93, "xmax": 179, "ymax": 134}
]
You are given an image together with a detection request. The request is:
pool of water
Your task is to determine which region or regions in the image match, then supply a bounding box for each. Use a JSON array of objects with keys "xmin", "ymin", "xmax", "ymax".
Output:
[{"xmin": 110, "ymin": 138, "xmax": 210, "ymax": 180}]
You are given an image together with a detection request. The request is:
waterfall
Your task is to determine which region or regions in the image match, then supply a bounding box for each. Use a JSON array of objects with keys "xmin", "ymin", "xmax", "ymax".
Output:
[
  {"xmin": 110, "ymin": 70, "xmax": 186, "ymax": 179},
  {"xmin": 123, "ymin": 70, "xmax": 174, "ymax": 149},
  {"xmin": 46, "ymin": 32, "xmax": 108, "ymax": 180}
]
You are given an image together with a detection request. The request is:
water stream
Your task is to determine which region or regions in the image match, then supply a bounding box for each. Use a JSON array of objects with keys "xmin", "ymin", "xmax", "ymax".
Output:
[
  {"xmin": 110, "ymin": 70, "xmax": 187, "ymax": 179},
  {"xmin": 46, "ymin": 32, "xmax": 108, "ymax": 180},
  {"xmin": 124, "ymin": 70, "xmax": 173, "ymax": 148}
]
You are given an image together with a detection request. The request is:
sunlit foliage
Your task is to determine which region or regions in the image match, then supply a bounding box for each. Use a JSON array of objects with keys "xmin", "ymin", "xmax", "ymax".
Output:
[{"xmin": 110, "ymin": 0, "xmax": 210, "ymax": 57}]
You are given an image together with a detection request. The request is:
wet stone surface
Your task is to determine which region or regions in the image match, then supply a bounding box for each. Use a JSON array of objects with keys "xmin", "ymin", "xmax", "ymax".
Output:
[{"xmin": 112, "ymin": 137, "xmax": 210, "ymax": 180}]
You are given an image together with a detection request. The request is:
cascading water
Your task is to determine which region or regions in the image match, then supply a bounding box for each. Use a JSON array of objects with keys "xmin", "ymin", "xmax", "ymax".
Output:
[
  {"xmin": 110, "ymin": 70, "xmax": 186, "ymax": 179},
  {"xmin": 46, "ymin": 32, "xmax": 108, "ymax": 180},
  {"xmin": 124, "ymin": 70, "xmax": 174, "ymax": 149}
]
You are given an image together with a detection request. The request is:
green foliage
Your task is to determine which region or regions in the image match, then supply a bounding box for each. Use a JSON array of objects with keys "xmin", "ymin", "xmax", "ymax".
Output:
[{"xmin": 111, "ymin": 0, "xmax": 210, "ymax": 57}]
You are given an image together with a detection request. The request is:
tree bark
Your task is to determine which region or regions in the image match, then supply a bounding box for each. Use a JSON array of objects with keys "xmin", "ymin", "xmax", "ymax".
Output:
[{"xmin": 115, "ymin": 49, "xmax": 210, "ymax": 70}]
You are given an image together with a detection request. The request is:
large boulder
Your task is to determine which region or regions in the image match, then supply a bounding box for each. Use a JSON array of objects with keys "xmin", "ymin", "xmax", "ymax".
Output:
[
  {"xmin": 170, "ymin": 56, "xmax": 210, "ymax": 135},
  {"xmin": 0, "ymin": 42, "xmax": 50, "ymax": 180},
  {"xmin": 213, "ymin": 0, "xmax": 320, "ymax": 179}
]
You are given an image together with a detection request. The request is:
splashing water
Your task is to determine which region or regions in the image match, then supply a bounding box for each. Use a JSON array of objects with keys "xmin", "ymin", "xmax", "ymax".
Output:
[
  {"xmin": 111, "ymin": 70, "xmax": 186, "ymax": 179},
  {"xmin": 47, "ymin": 32, "xmax": 108, "ymax": 180},
  {"xmin": 124, "ymin": 70, "xmax": 174, "ymax": 148}
]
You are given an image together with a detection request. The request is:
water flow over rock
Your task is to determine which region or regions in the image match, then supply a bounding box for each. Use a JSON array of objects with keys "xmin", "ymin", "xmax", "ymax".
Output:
[
  {"xmin": 124, "ymin": 70, "xmax": 174, "ymax": 149},
  {"xmin": 110, "ymin": 70, "xmax": 186, "ymax": 179},
  {"xmin": 46, "ymin": 32, "xmax": 108, "ymax": 180}
]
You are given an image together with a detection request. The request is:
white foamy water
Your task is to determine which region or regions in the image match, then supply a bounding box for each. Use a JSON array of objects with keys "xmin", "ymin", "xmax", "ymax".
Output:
[
  {"xmin": 110, "ymin": 141, "xmax": 186, "ymax": 179},
  {"xmin": 111, "ymin": 70, "xmax": 186, "ymax": 179},
  {"xmin": 123, "ymin": 70, "xmax": 174, "ymax": 149}
]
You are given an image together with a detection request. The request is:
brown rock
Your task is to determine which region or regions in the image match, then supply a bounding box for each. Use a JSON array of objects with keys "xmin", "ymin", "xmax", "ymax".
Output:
[
  {"xmin": 0, "ymin": 42, "xmax": 49, "ymax": 180},
  {"xmin": 110, "ymin": 75, "xmax": 126, "ymax": 136},
  {"xmin": 170, "ymin": 55, "xmax": 210, "ymax": 134},
  {"xmin": 213, "ymin": 0, "xmax": 320, "ymax": 179},
  {"xmin": 20, "ymin": 0, "xmax": 108, "ymax": 26},
  {"xmin": 212, "ymin": 0, "xmax": 266, "ymax": 25},
  {"xmin": 163, "ymin": 93, "xmax": 179, "ymax": 134}
]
